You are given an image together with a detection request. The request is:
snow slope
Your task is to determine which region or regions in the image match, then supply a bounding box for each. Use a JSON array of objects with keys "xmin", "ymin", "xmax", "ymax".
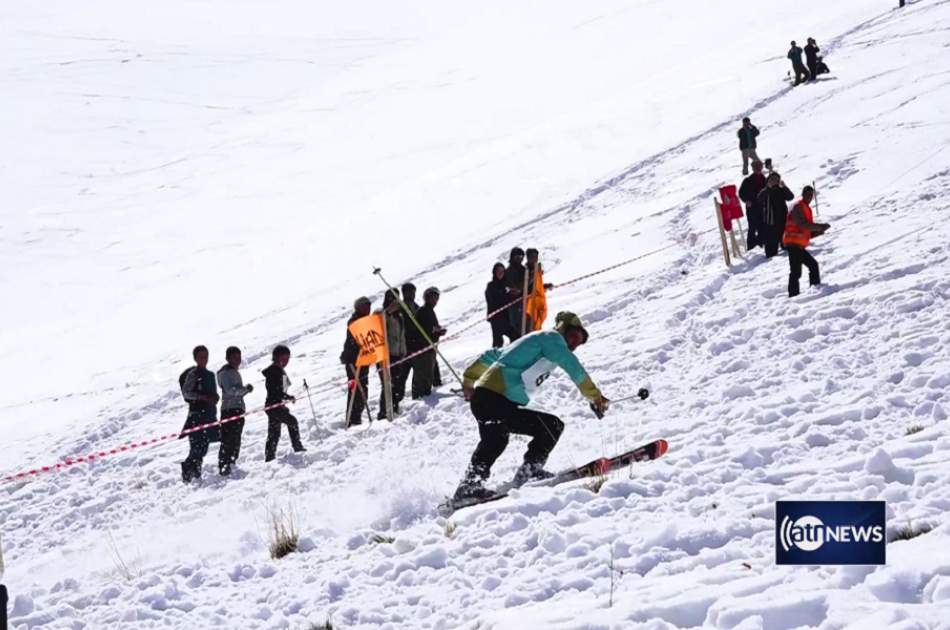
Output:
[{"xmin": 3, "ymin": 0, "xmax": 950, "ymax": 628}]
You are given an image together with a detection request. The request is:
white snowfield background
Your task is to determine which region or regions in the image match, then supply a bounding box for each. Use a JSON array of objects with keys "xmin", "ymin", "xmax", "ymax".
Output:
[{"xmin": 2, "ymin": 0, "xmax": 950, "ymax": 628}]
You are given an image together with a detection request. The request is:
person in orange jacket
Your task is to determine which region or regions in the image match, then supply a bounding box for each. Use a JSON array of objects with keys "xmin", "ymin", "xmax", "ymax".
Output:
[{"xmin": 784, "ymin": 185, "xmax": 831, "ymax": 297}]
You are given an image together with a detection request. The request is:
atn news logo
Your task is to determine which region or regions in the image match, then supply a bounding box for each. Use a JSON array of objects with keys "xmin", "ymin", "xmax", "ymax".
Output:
[{"xmin": 776, "ymin": 501, "xmax": 886, "ymax": 565}]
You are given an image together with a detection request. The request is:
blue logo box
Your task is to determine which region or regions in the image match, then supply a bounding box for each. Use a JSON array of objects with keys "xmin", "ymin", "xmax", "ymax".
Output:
[{"xmin": 776, "ymin": 501, "xmax": 886, "ymax": 566}]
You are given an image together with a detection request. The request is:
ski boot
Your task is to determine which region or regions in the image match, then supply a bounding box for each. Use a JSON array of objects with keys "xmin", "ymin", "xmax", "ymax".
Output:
[
  {"xmin": 452, "ymin": 476, "xmax": 495, "ymax": 502},
  {"xmin": 511, "ymin": 462, "xmax": 554, "ymax": 488}
]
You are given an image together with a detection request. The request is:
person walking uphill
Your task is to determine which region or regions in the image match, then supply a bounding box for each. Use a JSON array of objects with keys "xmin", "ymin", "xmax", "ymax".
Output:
[
  {"xmin": 788, "ymin": 41, "xmax": 810, "ymax": 85},
  {"xmin": 179, "ymin": 345, "xmax": 220, "ymax": 484},
  {"xmin": 452, "ymin": 312, "xmax": 610, "ymax": 501},
  {"xmin": 739, "ymin": 159, "xmax": 768, "ymax": 249},
  {"xmin": 756, "ymin": 172, "xmax": 795, "ymax": 258},
  {"xmin": 263, "ymin": 345, "xmax": 305, "ymax": 461},
  {"xmin": 341, "ymin": 296, "xmax": 373, "ymax": 426},
  {"xmin": 737, "ymin": 117, "xmax": 761, "ymax": 176},
  {"xmin": 486, "ymin": 263, "xmax": 516, "ymax": 348},
  {"xmin": 410, "ymin": 287, "xmax": 447, "ymax": 399},
  {"xmin": 216, "ymin": 346, "xmax": 253, "ymax": 475},
  {"xmin": 784, "ymin": 186, "xmax": 830, "ymax": 297}
]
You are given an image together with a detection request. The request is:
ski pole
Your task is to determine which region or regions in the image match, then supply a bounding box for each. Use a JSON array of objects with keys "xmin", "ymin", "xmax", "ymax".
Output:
[
  {"xmin": 590, "ymin": 388, "xmax": 649, "ymax": 419},
  {"xmin": 371, "ymin": 267, "xmax": 464, "ymax": 387},
  {"xmin": 303, "ymin": 379, "xmax": 319, "ymax": 431}
]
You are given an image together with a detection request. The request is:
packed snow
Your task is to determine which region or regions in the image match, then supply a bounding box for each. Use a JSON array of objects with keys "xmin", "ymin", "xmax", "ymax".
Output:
[{"xmin": 2, "ymin": 0, "xmax": 949, "ymax": 628}]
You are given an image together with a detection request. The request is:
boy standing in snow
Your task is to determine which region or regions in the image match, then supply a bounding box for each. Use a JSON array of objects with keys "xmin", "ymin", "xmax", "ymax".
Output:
[
  {"xmin": 452, "ymin": 312, "xmax": 610, "ymax": 501},
  {"xmin": 216, "ymin": 346, "xmax": 253, "ymax": 475},
  {"xmin": 263, "ymin": 345, "xmax": 306, "ymax": 461},
  {"xmin": 411, "ymin": 287, "xmax": 447, "ymax": 399},
  {"xmin": 179, "ymin": 345, "xmax": 220, "ymax": 484},
  {"xmin": 737, "ymin": 117, "xmax": 761, "ymax": 176},
  {"xmin": 784, "ymin": 186, "xmax": 830, "ymax": 297}
]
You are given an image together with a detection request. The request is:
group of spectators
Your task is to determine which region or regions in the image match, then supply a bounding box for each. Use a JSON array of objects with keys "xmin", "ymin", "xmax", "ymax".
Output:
[
  {"xmin": 177, "ymin": 344, "xmax": 303, "ymax": 483},
  {"xmin": 485, "ymin": 247, "xmax": 551, "ymax": 348},
  {"xmin": 340, "ymin": 283, "xmax": 446, "ymax": 427},
  {"xmin": 787, "ymin": 38, "xmax": 829, "ymax": 86},
  {"xmin": 735, "ymin": 118, "xmax": 831, "ymax": 298}
]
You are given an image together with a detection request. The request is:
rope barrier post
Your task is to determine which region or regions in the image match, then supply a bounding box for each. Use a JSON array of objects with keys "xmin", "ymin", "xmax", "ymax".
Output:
[
  {"xmin": 302, "ymin": 379, "xmax": 319, "ymax": 432},
  {"xmin": 379, "ymin": 309, "xmax": 395, "ymax": 422},
  {"xmin": 714, "ymin": 198, "xmax": 732, "ymax": 268},
  {"xmin": 372, "ymin": 268, "xmax": 464, "ymax": 387}
]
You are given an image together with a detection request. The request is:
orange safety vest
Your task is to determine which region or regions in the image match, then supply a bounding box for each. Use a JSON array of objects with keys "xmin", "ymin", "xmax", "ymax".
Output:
[{"xmin": 783, "ymin": 200, "xmax": 814, "ymax": 248}]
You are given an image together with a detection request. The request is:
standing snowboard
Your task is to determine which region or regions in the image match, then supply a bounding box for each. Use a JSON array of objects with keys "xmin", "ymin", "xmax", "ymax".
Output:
[{"xmin": 439, "ymin": 438, "xmax": 668, "ymax": 516}]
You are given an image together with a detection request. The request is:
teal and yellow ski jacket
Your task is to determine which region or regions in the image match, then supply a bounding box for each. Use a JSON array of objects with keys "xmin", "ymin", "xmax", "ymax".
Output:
[{"xmin": 473, "ymin": 331, "xmax": 601, "ymax": 405}]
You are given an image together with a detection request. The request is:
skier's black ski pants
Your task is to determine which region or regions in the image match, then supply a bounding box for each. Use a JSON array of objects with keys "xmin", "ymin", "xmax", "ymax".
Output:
[
  {"xmin": 182, "ymin": 430, "xmax": 210, "ymax": 481},
  {"xmin": 218, "ymin": 408, "xmax": 245, "ymax": 473},
  {"xmin": 345, "ymin": 364, "xmax": 370, "ymax": 425},
  {"xmin": 787, "ymin": 246, "xmax": 820, "ymax": 297},
  {"xmin": 265, "ymin": 407, "xmax": 303, "ymax": 461},
  {"xmin": 467, "ymin": 387, "xmax": 564, "ymax": 479}
]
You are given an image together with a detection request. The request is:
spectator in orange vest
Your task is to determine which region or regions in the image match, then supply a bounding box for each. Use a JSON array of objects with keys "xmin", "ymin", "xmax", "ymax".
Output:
[{"xmin": 784, "ymin": 186, "xmax": 830, "ymax": 297}]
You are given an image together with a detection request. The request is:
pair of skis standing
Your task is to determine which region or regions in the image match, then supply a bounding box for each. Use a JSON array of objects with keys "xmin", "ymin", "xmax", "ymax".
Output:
[{"xmin": 444, "ymin": 311, "xmax": 666, "ymax": 513}]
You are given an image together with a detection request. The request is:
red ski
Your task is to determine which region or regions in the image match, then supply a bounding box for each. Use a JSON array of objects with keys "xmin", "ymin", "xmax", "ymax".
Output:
[{"xmin": 440, "ymin": 439, "xmax": 668, "ymax": 515}]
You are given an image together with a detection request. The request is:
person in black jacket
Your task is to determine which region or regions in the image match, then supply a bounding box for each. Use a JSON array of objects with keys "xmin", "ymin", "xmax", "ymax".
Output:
[
  {"xmin": 737, "ymin": 117, "xmax": 761, "ymax": 176},
  {"xmin": 505, "ymin": 247, "xmax": 527, "ymax": 340},
  {"xmin": 263, "ymin": 345, "xmax": 305, "ymax": 461},
  {"xmin": 341, "ymin": 296, "xmax": 373, "ymax": 426},
  {"xmin": 756, "ymin": 172, "xmax": 795, "ymax": 258},
  {"xmin": 739, "ymin": 159, "xmax": 768, "ymax": 249},
  {"xmin": 788, "ymin": 41, "xmax": 809, "ymax": 85},
  {"xmin": 401, "ymin": 282, "xmax": 419, "ymax": 389},
  {"xmin": 411, "ymin": 287, "xmax": 447, "ymax": 399},
  {"xmin": 805, "ymin": 38, "xmax": 820, "ymax": 82},
  {"xmin": 486, "ymin": 263, "xmax": 515, "ymax": 347},
  {"xmin": 179, "ymin": 345, "xmax": 220, "ymax": 484}
]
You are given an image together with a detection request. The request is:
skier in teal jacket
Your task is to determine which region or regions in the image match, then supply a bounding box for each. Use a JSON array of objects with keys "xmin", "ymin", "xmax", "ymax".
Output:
[{"xmin": 453, "ymin": 311, "xmax": 610, "ymax": 500}]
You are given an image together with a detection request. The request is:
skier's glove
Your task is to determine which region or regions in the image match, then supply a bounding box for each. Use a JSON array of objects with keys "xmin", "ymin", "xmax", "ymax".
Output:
[
  {"xmin": 245, "ymin": 384, "xmax": 254, "ymax": 393},
  {"xmin": 590, "ymin": 396, "xmax": 610, "ymax": 419}
]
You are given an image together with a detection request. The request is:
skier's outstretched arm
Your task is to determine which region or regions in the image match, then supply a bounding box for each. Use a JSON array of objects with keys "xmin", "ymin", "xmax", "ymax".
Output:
[{"xmin": 539, "ymin": 334, "xmax": 603, "ymax": 402}]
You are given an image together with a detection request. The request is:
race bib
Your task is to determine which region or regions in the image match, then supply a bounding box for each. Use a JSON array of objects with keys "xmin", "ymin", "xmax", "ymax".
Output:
[{"xmin": 521, "ymin": 358, "xmax": 556, "ymax": 396}]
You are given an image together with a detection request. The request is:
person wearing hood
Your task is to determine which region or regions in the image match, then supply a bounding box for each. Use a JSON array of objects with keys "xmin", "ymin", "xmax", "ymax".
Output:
[
  {"xmin": 410, "ymin": 287, "xmax": 447, "ymax": 399},
  {"xmin": 505, "ymin": 247, "xmax": 527, "ymax": 340},
  {"xmin": 216, "ymin": 346, "xmax": 253, "ymax": 475},
  {"xmin": 263, "ymin": 345, "xmax": 305, "ymax": 460},
  {"xmin": 378, "ymin": 289, "xmax": 408, "ymax": 419},
  {"xmin": 452, "ymin": 312, "xmax": 610, "ymax": 501},
  {"xmin": 756, "ymin": 172, "xmax": 795, "ymax": 258},
  {"xmin": 486, "ymin": 262, "xmax": 516, "ymax": 348},
  {"xmin": 341, "ymin": 296, "xmax": 373, "ymax": 426}
]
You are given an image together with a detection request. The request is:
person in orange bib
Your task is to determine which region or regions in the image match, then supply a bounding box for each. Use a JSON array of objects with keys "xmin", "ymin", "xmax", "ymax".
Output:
[{"xmin": 784, "ymin": 185, "xmax": 831, "ymax": 297}]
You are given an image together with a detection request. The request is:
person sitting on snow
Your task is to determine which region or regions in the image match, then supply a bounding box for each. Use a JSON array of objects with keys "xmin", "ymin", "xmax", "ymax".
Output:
[{"xmin": 452, "ymin": 311, "xmax": 610, "ymax": 501}]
